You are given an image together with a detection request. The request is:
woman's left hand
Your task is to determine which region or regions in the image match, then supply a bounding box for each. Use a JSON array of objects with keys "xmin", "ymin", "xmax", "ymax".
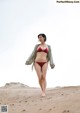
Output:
[{"xmin": 51, "ymin": 64, "xmax": 55, "ymax": 69}]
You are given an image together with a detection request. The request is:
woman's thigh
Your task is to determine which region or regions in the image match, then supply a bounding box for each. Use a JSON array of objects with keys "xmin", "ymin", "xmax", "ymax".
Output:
[
  {"xmin": 42, "ymin": 62, "xmax": 48, "ymax": 78},
  {"xmin": 34, "ymin": 62, "xmax": 42, "ymax": 80}
]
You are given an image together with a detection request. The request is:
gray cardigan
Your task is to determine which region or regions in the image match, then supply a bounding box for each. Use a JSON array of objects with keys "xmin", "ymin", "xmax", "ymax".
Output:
[{"xmin": 25, "ymin": 44, "xmax": 55, "ymax": 70}]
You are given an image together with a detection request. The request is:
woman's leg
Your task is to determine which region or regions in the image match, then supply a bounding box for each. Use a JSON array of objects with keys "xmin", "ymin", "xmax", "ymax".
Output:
[
  {"xmin": 41, "ymin": 62, "xmax": 48, "ymax": 96},
  {"xmin": 34, "ymin": 62, "xmax": 43, "ymax": 92}
]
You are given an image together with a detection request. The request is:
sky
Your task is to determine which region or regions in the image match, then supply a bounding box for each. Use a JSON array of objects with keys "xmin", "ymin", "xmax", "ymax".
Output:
[{"xmin": 0, "ymin": 0, "xmax": 80, "ymax": 88}]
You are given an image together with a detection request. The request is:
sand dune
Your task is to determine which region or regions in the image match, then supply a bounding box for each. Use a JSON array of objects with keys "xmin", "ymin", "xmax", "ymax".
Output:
[{"xmin": 0, "ymin": 82, "xmax": 80, "ymax": 113}]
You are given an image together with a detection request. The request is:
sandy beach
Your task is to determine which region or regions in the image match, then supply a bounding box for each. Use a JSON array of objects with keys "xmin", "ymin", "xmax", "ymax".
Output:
[{"xmin": 0, "ymin": 82, "xmax": 80, "ymax": 113}]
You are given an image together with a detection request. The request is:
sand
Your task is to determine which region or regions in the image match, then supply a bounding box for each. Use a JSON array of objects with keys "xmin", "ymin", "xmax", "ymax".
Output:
[{"xmin": 0, "ymin": 82, "xmax": 80, "ymax": 113}]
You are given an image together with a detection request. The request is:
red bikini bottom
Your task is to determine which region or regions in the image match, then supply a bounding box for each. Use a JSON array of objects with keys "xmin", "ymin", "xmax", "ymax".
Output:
[{"xmin": 35, "ymin": 61, "xmax": 47, "ymax": 71}]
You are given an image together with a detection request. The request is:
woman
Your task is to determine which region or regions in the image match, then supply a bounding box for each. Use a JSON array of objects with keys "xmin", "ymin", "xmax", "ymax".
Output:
[{"xmin": 25, "ymin": 33, "xmax": 55, "ymax": 97}]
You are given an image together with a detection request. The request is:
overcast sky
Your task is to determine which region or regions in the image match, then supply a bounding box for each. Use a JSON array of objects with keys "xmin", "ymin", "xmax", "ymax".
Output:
[{"xmin": 0, "ymin": 0, "xmax": 80, "ymax": 87}]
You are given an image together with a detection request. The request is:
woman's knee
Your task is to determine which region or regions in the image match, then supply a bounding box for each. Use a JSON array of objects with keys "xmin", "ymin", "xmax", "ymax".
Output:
[
  {"xmin": 41, "ymin": 75, "xmax": 46, "ymax": 81},
  {"xmin": 38, "ymin": 77, "xmax": 44, "ymax": 83}
]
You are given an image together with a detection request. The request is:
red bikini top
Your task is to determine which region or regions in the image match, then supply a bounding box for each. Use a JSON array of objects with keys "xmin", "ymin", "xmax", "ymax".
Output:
[{"xmin": 37, "ymin": 47, "xmax": 49, "ymax": 53}]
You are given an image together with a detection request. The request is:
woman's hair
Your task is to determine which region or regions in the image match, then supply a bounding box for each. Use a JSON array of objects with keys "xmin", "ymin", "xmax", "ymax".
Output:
[{"xmin": 38, "ymin": 33, "xmax": 47, "ymax": 42}]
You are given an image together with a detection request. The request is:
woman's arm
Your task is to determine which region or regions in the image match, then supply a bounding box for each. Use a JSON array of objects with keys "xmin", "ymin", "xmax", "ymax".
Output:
[
  {"xmin": 25, "ymin": 45, "xmax": 37, "ymax": 65},
  {"xmin": 49, "ymin": 45, "xmax": 55, "ymax": 69}
]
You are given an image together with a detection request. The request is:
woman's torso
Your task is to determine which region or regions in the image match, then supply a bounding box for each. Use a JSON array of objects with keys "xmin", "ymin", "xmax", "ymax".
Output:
[{"xmin": 35, "ymin": 44, "xmax": 49, "ymax": 62}]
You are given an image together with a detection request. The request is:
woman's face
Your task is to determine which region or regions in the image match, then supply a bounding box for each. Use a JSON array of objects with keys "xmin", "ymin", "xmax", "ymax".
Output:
[{"xmin": 38, "ymin": 35, "xmax": 45, "ymax": 42}]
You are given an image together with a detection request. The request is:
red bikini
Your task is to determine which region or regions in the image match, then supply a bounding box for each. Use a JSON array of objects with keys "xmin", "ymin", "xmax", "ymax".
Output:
[
  {"xmin": 35, "ymin": 46, "xmax": 49, "ymax": 71},
  {"xmin": 37, "ymin": 47, "xmax": 48, "ymax": 53}
]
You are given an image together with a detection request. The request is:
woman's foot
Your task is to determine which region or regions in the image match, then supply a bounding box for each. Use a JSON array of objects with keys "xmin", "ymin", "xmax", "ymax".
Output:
[{"xmin": 41, "ymin": 92, "xmax": 46, "ymax": 97}]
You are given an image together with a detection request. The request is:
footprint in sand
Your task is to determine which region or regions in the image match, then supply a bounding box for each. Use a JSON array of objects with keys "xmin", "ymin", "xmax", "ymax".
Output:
[
  {"xmin": 25, "ymin": 100, "xmax": 27, "ymax": 102},
  {"xmin": 22, "ymin": 109, "xmax": 26, "ymax": 112},
  {"xmin": 19, "ymin": 101, "xmax": 22, "ymax": 103},
  {"xmin": 62, "ymin": 110, "xmax": 70, "ymax": 113},
  {"xmin": 10, "ymin": 104, "xmax": 14, "ymax": 106},
  {"xmin": 27, "ymin": 96, "xmax": 31, "ymax": 99},
  {"xmin": 49, "ymin": 108, "xmax": 52, "ymax": 111},
  {"xmin": 61, "ymin": 93, "xmax": 64, "ymax": 95},
  {"xmin": 39, "ymin": 108, "xmax": 42, "ymax": 110}
]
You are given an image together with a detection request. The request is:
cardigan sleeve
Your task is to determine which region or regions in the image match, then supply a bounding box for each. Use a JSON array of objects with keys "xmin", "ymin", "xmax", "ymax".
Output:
[
  {"xmin": 25, "ymin": 45, "xmax": 37, "ymax": 65},
  {"xmin": 49, "ymin": 45, "xmax": 55, "ymax": 69}
]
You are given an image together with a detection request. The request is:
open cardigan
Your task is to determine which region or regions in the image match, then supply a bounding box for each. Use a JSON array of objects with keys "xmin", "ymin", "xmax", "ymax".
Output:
[{"xmin": 25, "ymin": 44, "xmax": 55, "ymax": 70}]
